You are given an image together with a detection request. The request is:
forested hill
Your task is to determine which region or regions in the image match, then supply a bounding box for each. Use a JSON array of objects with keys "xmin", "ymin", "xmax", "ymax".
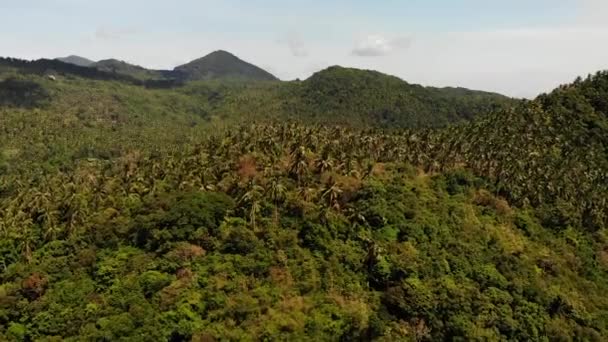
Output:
[
  {"xmin": 0, "ymin": 57, "xmax": 142, "ymax": 83},
  {"xmin": 405, "ymin": 70, "xmax": 608, "ymax": 230},
  {"xmin": 0, "ymin": 61, "xmax": 515, "ymax": 129},
  {"xmin": 287, "ymin": 66, "xmax": 513, "ymax": 127},
  {"xmin": 204, "ymin": 66, "xmax": 516, "ymax": 128},
  {"xmin": 1, "ymin": 62, "xmax": 608, "ymax": 340}
]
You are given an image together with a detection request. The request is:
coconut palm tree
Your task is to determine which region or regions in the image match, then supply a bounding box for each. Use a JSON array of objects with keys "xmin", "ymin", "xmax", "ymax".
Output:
[
  {"xmin": 321, "ymin": 176, "xmax": 343, "ymax": 211},
  {"xmin": 240, "ymin": 182, "xmax": 264, "ymax": 231},
  {"xmin": 266, "ymin": 177, "xmax": 287, "ymax": 226}
]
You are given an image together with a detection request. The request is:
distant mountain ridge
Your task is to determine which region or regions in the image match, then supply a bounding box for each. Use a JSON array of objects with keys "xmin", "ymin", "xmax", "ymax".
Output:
[
  {"xmin": 54, "ymin": 50, "xmax": 278, "ymax": 82},
  {"xmin": 1, "ymin": 55, "xmax": 514, "ymax": 128},
  {"xmin": 55, "ymin": 55, "xmax": 95, "ymax": 67},
  {"xmin": 92, "ymin": 59, "xmax": 165, "ymax": 80}
]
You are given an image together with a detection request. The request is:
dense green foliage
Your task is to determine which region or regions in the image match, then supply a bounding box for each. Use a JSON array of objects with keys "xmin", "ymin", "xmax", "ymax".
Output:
[
  {"xmin": 0, "ymin": 77, "xmax": 50, "ymax": 108},
  {"xmin": 199, "ymin": 66, "xmax": 515, "ymax": 128},
  {"xmin": 274, "ymin": 66, "xmax": 513, "ymax": 127},
  {"xmin": 0, "ymin": 64, "xmax": 607, "ymax": 340},
  {"xmin": 431, "ymin": 71, "xmax": 608, "ymax": 229}
]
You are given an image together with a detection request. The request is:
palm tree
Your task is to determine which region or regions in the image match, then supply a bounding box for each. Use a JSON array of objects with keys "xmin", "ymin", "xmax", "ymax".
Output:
[
  {"xmin": 315, "ymin": 157, "xmax": 334, "ymax": 175},
  {"xmin": 321, "ymin": 177, "xmax": 343, "ymax": 211},
  {"xmin": 240, "ymin": 182, "xmax": 264, "ymax": 231},
  {"xmin": 297, "ymin": 187, "xmax": 317, "ymax": 203},
  {"xmin": 289, "ymin": 145, "xmax": 309, "ymax": 183},
  {"xmin": 266, "ymin": 178, "xmax": 286, "ymax": 227}
]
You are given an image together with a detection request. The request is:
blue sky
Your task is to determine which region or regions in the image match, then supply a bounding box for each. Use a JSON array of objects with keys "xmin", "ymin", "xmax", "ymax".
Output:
[{"xmin": 1, "ymin": 0, "xmax": 607, "ymax": 97}]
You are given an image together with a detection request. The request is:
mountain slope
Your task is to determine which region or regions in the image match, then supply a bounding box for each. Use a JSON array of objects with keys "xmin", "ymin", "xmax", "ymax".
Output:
[
  {"xmin": 214, "ymin": 66, "xmax": 515, "ymax": 128},
  {"xmin": 0, "ymin": 59, "xmax": 514, "ymax": 129},
  {"xmin": 92, "ymin": 59, "xmax": 165, "ymax": 80},
  {"xmin": 297, "ymin": 66, "xmax": 511, "ymax": 126},
  {"xmin": 0, "ymin": 57, "xmax": 141, "ymax": 83},
  {"xmin": 55, "ymin": 55, "xmax": 95, "ymax": 67},
  {"xmin": 174, "ymin": 50, "xmax": 278, "ymax": 81},
  {"xmin": 404, "ymin": 71, "xmax": 608, "ymax": 229}
]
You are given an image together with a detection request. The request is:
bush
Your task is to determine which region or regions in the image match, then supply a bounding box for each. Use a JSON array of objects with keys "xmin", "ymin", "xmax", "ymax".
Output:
[
  {"xmin": 0, "ymin": 77, "xmax": 49, "ymax": 108},
  {"xmin": 134, "ymin": 191, "xmax": 235, "ymax": 251},
  {"xmin": 139, "ymin": 271, "xmax": 173, "ymax": 298},
  {"xmin": 6, "ymin": 323, "xmax": 27, "ymax": 341}
]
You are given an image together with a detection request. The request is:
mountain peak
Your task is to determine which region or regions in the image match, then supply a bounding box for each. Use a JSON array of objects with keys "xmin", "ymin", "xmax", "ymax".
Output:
[
  {"xmin": 207, "ymin": 50, "xmax": 236, "ymax": 57},
  {"xmin": 174, "ymin": 50, "xmax": 278, "ymax": 82}
]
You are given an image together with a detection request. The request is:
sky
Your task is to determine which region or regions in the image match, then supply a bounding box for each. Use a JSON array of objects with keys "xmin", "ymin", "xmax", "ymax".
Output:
[{"xmin": 1, "ymin": 0, "xmax": 608, "ymax": 97}]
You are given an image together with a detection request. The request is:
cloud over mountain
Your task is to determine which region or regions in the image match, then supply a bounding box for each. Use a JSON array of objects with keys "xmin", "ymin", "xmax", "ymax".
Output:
[{"xmin": 352, "ymin": 34, "xmax": 412, "ymax": 57}]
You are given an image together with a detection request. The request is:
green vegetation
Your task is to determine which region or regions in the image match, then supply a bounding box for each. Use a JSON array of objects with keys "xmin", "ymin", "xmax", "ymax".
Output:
[
  {"xmin": 0, "ymin": 62, "xmax": 607, "ymax": 340},
  {"xmin": 228, "ymin": 66, "xmax": 514, "ymax": 128},
  {"xmin": 0, "ymin": 57, "xmax": 513, "ymax": 130},
  {"xmin": 0, "ymin": 77, "xmax": 50, "ymax": 108}
]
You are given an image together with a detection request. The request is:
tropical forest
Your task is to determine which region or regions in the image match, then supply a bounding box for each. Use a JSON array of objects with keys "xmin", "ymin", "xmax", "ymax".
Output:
[{"xmin": 1, "ymin": 28, "xmax": 608, "ymax": 342}]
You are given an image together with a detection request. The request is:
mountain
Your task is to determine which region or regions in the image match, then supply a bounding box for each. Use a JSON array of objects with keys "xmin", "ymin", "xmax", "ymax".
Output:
[
  {"xmin": 173, "ymin": 50, "xmax": 278, "ymax": 82},
  {"xmin": 214, "ymin": 66, "xmax": 515, "ymax": 128},
  {"xmin": 60, "ymin": 51, "xmax": 279, "ymax": 83},
  {"xmin": 55, "ymin": 55, "xmax": 95, "ymax": 67},
  {"xmin": 0, "ymin": 57, "xmax": 142, "ymax": 84},
  {"xmin": 295, "ymin": 66, "xmax": 512, "ymax": 126},
  {"xmin": 0, "ymin": 56, "xmax": 514, "ymax": 128},
  {"xmin": 92, "ymin": 59, "xmax": 165, "ymax": 80}
]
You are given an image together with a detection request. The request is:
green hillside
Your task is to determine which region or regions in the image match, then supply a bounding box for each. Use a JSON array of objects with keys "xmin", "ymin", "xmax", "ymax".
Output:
[
  {"xmin": 0, "ymin": 59, "xmax": 515, "ymax": 130},
  {"xmin": 288, "ymin": 66, "xmax": 512, "ymax": 127},
  {"xmin": 192, "ymin": 66, "xmax": 515, "ymax": 128},
  {"xmin": 426, "ymin": 71, "xmax": 608, "ymax": 229},
  {"xmin": 0, "ymin": 64, "xmax": 607, "ymax": 340}
]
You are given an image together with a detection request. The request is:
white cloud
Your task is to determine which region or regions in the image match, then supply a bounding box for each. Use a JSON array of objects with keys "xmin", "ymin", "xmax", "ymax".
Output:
[{"xmin": 352, "ymin": 34, "xmax": 411, "ymax": 57}]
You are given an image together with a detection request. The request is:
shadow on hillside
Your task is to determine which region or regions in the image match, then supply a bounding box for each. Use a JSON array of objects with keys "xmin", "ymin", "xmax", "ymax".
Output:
[{"xmin": 0, "ymin": 77, "xmax": 50, "ymax": 108}]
